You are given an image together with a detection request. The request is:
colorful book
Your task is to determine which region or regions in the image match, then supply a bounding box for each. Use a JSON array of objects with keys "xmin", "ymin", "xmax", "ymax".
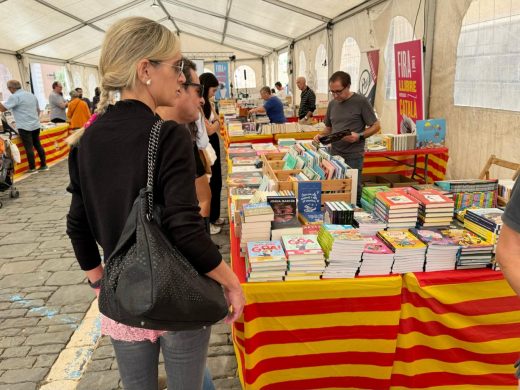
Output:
[
  {"xmin": 282, "ymin": 234, "xmax": 323, "ymax": 255},
  {"xmin": 247, "ymin": 240, "xmax": 286, "ymax": 262},
  {"xmin": 376, "ymin": 191, "xmax": 419, "ymax": 209},
  {"xmin": 296, "ymin": 181, "xmax": 322, "ymax": 213},
  {"xmin": 377, "ymin": 230, "xmax": 427, "ymax": 251},
  {"xmin": 416, "ymin": 118, "xmax": 446, "ymax": 149}
]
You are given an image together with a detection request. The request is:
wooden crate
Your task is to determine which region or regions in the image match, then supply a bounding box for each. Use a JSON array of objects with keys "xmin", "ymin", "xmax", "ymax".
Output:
[{"xmin": 261, "ymin": 154, "xmax": 353, "ymax": 204}]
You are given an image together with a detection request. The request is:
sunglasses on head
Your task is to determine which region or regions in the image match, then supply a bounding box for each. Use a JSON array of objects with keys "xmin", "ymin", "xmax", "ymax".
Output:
[{"xmin": 183, "ymin": 82, "xmax": 204, "ymax": 98}]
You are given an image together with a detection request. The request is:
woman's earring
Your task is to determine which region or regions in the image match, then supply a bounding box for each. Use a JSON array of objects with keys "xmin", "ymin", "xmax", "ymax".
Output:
[{"xmin": 146, "ymin": 79, "xmax": 152, "ymax": 86}]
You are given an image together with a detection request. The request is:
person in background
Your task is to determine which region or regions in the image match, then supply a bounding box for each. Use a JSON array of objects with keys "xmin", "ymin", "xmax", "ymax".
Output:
[
  {"xmin": 75, "ymin": 87, "xmax": 92, "ymax": 111},
  {"xmin": 274, "ymin": 81, "xmax": 286, "ymax": 99},
  {"xmin": 496, "ymin": 180, "xmax": 520, "ymax": 383},
  {"xmin": 49, "ymin": 81, "xmax": 68, "ymax": 123},
  {"xmin": 92, "ymin": 87, "xmax": 101, "ymax": 113},
  {"xmin": 296, "ymin": 76, "xmax": 316, "ymax": 123},
  {"xmin": 67, "ymin": 90, "xmax": 91, "ymax": 130},
  {"xmin": 66, "ymin": 17, "xmax": 244, "ymax": 390},
  {"xmin": 200, "ymin": 72, "xmax": 226, "ymax": 234},
  {"xmin": 313, "ymin": 71, "xmax": 380, "ymax": 205},
  {"xmin": 0, "ymin": 79, "xmax": 48, "ymax": 172},
  {"xmin": 249, "ymin": 86, "xmax": 286, "ymax": 124}
]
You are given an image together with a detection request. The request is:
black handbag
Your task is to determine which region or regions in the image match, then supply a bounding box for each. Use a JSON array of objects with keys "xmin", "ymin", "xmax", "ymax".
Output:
[{"xmin": 98, "ymin": 120, "xmax": 229, "ymax": 330}]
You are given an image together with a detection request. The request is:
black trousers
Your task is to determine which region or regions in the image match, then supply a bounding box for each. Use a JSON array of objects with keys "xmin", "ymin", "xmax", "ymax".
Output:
[
  {"xmin": 208, "ymin": 133, "xmax": 222, "ymax": 223},
  {"xmin": 50, "ymin": 118, "xmax": 66, "ymax": 123},
  {"xmin": 18, "ymin": 128, "xmax": 46, "ymax": 169}
]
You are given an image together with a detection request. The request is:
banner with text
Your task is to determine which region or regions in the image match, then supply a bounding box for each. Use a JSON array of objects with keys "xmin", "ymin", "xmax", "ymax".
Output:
[
  {"xmin": 358, "ymin": 49, "xmax": 380, "ymax": 107},
  {"xmin": 214, "ymin": 61, "xmax": 230, "ymax": 100},
  {"xmin": 394, "ymin": 39, "xmax": 424, "ymax": 134}
]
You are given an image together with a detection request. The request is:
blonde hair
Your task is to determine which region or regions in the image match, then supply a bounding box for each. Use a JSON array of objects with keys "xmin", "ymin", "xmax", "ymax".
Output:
[{"xmin": 96, "ymin": 16, "xmax": 181, "ymax": 115}]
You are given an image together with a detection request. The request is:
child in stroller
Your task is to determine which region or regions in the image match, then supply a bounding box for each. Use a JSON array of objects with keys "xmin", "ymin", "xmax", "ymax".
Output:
[{"xmin": 0, "ymin": 135, "xmax": 20, "ymax": 208}]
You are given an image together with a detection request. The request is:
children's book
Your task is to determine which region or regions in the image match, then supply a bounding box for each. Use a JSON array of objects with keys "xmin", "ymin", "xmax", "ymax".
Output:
[
  {"xmin": 297, "ymin": 181, "xmax": 322, "ymax": 213},
  {"xmin": 282, "ymin": 234, "xmax": 323, "ymax": 255},
  {"xmin": 416, "ymin": 119, "xmax": 446, "ymax": 149},
  {"xmin": 377, "ymin": 230, "xmax": 427, "ymax": 250}
]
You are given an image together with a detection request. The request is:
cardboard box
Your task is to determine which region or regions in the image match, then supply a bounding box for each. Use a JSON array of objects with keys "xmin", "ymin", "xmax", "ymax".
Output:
[
  {"xmin": 377, "ymin": 174, "xmax": 418, "ymax": 188},
  {"xmin": 361, "ymin": 175, "xmax": 391, "ymax": 188}
]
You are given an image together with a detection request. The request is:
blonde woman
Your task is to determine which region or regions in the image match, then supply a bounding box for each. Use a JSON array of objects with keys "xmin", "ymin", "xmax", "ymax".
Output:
[{"xmin": 66, "ymin": 17, "xmax": 244, "ymax": 390}]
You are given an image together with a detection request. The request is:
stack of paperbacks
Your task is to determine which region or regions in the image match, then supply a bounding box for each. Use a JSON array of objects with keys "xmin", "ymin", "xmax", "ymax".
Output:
[
  {"xmin": 266, "ymin": 193, "xmax": 303, "ymax": 240},
  {"xmin": 238, "ymin": 202, "xmax": 274, "ymax": 255},
  {"xmin": 251, "ymin": 142, "xmax": 278, "ymax": 155},
  {"xmin": 360, "ymin": 185, "xmax": 390, "ymax": 213},
  {"xmin": 406, "ymin": 188, "xmax": 455, "ymax": 227},
  {"xmin": 228, "ymin": 144, "xmax": 257, "ymax": 158},
  {"xmin": 353, "ymin": 211, "xmax": 387, "ymax": 236},
  {"xmin": 227, "ymin": 171, "xmax": 263, "ymax": 188},
  {"xmin": 464, "ymin": 208, "xmax": 504, "ymax": 253},
  {"xmin": 318, "ymin": 225, "xmax": 367, "ymax": 279},
  {"xmin": 323, "ymin": 201, "xmax": 355, "ymax": 225},
  {"xmin": 439, "ymin": 228, "xmax": 494, "ymax": 269},
  {"xmin": 410, "ymin": 228, "xmax": 460, "ymax": 271},
  {"xmin": 246, "ymin": 240, "xmax": 287, "ymax": 282},
  {"xmin": 374, "ymin": 191, "xmax": 419, "ymax": 229},
  {"xmin": 378, "ymin": 230, "xmax": 427, "ymax": 273},
  {"xmin": 359, "ymin": 235, "xmax": 395, "ymax": 276},
  {"xmin": 281, "ymin": 234, "xmax": 325, "ymax": 280}
]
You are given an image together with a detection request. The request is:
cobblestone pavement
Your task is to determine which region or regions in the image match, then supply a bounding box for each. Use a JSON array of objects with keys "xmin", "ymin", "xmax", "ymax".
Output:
[{"xmin": 0, "ymin": 152, "xmax": 241, "ymax": 389}]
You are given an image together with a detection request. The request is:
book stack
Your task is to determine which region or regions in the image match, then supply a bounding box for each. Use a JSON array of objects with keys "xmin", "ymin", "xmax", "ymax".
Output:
[
  {"xmin": 227, "ymin": 121, "xmax": 244, "ymax": 136},
  {"xmin": 282, "ymin": 234, "xmax": 326, "ymax": 280},
  {"xmin": 464, "ymin": 208, "xmax": 504, "ymax": 252},
  {"xmin": 407, "ymin": 188, "xmax": 455, "ymax": 227},
  {"xmin": 267, "ymin": 193, "xmax": 303, "ymax": 240},
  {"xmin": 498, "ymin": 179, "xmax": 515, "ymax": 203},
  {"xmin": 374, "ymin": 191, "xmax": 419, "ymax": 229},
  {"xmin": 227, "ymin": 171, "xmax": 263, "ymax": 188},
  {"xmin": 361, "ymin": 186, "xmax": 390, "ymax": 213},
  {"xmin": 410, "ymin": 228, "xmax": 459, "ymax": 271},
  {"xmin": 252, "ymin": 142, "xmax": 278, "ymax": 155},
  {"xmin": 228, "ymin": 146, "xmax": 257, "ymax": 159},
  {"xmin": 435, "ymin": 179, "xmax": 498, "ymax": 212},
  {"xmin": 246, "ymin": 240, "xmax": 287, "ymax": 282},
  {"xmin": 318, "ymin": 225, "xmax": 367, "ymax": 279},
  {"xmin": 238, "ymin": 203, "xmax": 275, "ymax": 255},
  {"xmin": 359, "ymin": 236, "xmax": 395, "ymax": 276},
  {"xmin": 232, "ymin": 156, "xmax": 260, "ymax": 166},
  {"xmin": 377, "ymin": 230, "xmax": 427, "ymax": 273},
  {"xmin": 353, "ymin": 211, "xmax": 387, "ymax": 236},
  {"xmin": 439, "ymin": 228, "xmax": 494, "ymax": 269},
  {"xmin": 324, "ymin": 201, "xmax": 355, "ymax": 225}
]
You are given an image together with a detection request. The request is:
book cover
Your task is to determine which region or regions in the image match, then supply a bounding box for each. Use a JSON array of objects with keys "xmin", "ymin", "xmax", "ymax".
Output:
[
  {"xmin": 416, "ymin": 119, "xmax": 446, "ymax": 149},
  {"xmin": 376, "ymin": 191, "xmax": 419, "ymax": 209},
  {"xmin": 243, "ymin": 202, "xmax": 274, "ymax": 217},
  {"xmin": 363, "ymin": 236, "xmax": 393, "ymax": 254},
  {"xmin": 232, "ymin": 156, "xmax": 259, "ymax": 166},
  {"xmin": 407, "ymin": 188, "xmax": 454, "ymax": 207},
  {"xmin": 297, "ymin": 181, "xmax": 322, "ymax": 213},
  {"xmin": 282, "ymin": 234, "xmax": 323, "ymax": 255},
  {"xmin": 409, "ymin": 228, "xmax": 458, "ymax": 246},
  {"xmin": 247, "ymin": 240, "xmax": 286, "ymax": 261},
  {"xmin": 438, "ymin": 228, "xmax": 492, "ymax": 248},
  {"xmin": 298, "ymin": 211, "xmax": 325, "ymax": 225},
  {"xmin": 267, "ymin": 196, "xmax": 297, "ymax": 223},
  {"xmin": 378, "ymin": 230, "xmax": 427, "ymax": 250}
]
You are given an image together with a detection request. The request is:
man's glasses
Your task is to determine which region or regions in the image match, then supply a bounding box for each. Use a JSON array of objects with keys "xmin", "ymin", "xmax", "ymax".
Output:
[
  {"xmin": 150, "ymin": 60, "xmax": 184, "ymax": 76},
  {"xmin": 329, "ymin": 86, "xmax": 347, "ymax": 95},
  {"xmin": 183, "ymin": 82, "xmax": 204, "ymax": 98}
]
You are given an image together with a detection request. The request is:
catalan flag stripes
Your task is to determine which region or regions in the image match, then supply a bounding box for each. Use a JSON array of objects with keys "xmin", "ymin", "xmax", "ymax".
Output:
[
  {"xmin": 390, "ymin": 270, "xmax": 520, "ymax": 389},
  {"xmin": 232, "ymin": 276, "xmax": 403, "ymax": 389}
]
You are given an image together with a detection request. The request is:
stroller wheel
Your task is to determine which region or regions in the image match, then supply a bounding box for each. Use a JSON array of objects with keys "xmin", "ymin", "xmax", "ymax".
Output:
[{"xmin": 10, "ymin": 188, "xmax": 19, "ymax": 198}]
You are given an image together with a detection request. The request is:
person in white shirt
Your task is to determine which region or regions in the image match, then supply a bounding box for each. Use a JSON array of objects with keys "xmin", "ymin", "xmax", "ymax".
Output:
[{"xmin": 274, "ymin": 81, "xmax": 287, "ymax": 100}]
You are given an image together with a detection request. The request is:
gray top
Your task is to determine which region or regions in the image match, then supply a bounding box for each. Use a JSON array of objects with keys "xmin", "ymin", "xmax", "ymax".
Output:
[
  {"xmin": 49, "ymin": 91, "xmax": 67, "ymax": 121},
  {"xmin": 324, "ymin": 92, "xmax": 377, "ymax": 158},
  {"xmin": 503, "ymin": 179, "xmax": 520, "ymax": 233}
]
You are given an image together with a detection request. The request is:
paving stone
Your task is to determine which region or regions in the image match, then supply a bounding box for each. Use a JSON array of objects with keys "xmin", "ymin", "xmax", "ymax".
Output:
[
  {"xmin": 34, "ymin": 353, "xmax": 59, "ymax": 368},
  {"xmin": 21, "ymin": 286, "xmax": 57, "ymax": 293},
  {"xmin": 208, "ymin": 345, "xmax": 235, "ymax": 356},
  {"xmin": 0, "ymin": 271, "xmax": 50, "ymax": 289},
  {"xmin": 27, "ymin": 344, "xmax": 64, "ymax": 355},
  {"xmin": 37, "ymin": 313, "xmax": 83, "ymax": 327},
  {"xmin": 0, "ymin": 383, "xmax": 37, "ymax": 390},
  {"xmin": 46, "ymin": 325, "xmax": 77, "ymax": 334},
  {"xmin": 76, "ymin": 371, "xmax": 120, "ymax": 390},
  {"xmin": 38, "ymin": 258, "xmax": 75, "ymax": 272},
  {"xmin": 207, "ymin": 355, "xmax": 238, "ymax": 379},
  {"xmin": 47, "ymin": 285, "xmax": 92, "ymax": 305},
  {"xmin": 1, "ymin": 260, "xmax": 42, "ymax": 275},
  {"xmin": 60, "ymin": 302, "xmax": 92, "ymax": 314},
  {"xmin": 24, "ymin": 331, "xmax": 71, "ymax": 346},
  {"xmin": 214, "ymin": 377, "xmax": 242, "ymax": 389},
  {"xmin": 0, "ymin": 309, "xmax": 27, "ymax": 319},
  {"xmin": 29, "ymin": 212, "xmax": 67, "ymax": 222},
  {"xmin": 0, "ymin": 368, "xmax": 47, "ymax": 384},
  {"xmin": 209, "ymin": 333, "xmax": 229, "ymax": 346},
  {"xmin": 0, "ymin": 224, "xmax": 27, "ymax": 233},
  {"xmin": 25, "ymin": 306, "xmax": 60, "ymax": 318},
  {"xmin": 211, "ymin": 323, "xmax": 232, "ymax": 334},
  {"xmin": 10, "ymin": 299, "xmax": 45, "ymax": 310},
  {"xmin": 24, "ymin": 292, "xmax": 53, "ymax": 300},
  {"xmin": 1, "ymin": 346, "xmax": 30, "ymax": 358},
  {"xmin": 0, "ymin": 328, "xmax": 21, "ymax": 336},
  {"xmin": 20, "ymin": 327, "xmax": 48, "ymax": 335},
  {"xmin": 0, "ymin": 356, "xmax": 36, "ymax": 370},
  {"xmin": 45, "ymin": 271, "xmax": 86, "ymax": 286},
  {"xmin": 0, "ymin": 336, "xmax": 26, "ymax": 348},
  {"xmin": 87, "ymin": 358, "xmax": 113, "ymax": 371},
  {"xmin": 92, "ymin": 345, "xmax": 115, "ymax": 360},
  {"xmin": 0, "ymin": 243, "xmax": 39, "ymax": 259},
  {"xmin": 37, "ymin": 238, "xmax": 71, "ymax": 249},
  {"xmin": 0, "ymin": 231, "xmax": 42, "ymax": 245}
]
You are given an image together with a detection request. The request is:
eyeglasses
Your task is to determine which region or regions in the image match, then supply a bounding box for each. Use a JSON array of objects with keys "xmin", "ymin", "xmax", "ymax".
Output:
[
  {"xmin": 150, "ymin": 59, "xmax": 184, "ymax": 76},
  {"xmin": 183, "ymin": 82, "xmax": 204, "ymax": 98},
  {"xmin": 329, "ymin": 86, "xmax": 347, "ymax": 95}
]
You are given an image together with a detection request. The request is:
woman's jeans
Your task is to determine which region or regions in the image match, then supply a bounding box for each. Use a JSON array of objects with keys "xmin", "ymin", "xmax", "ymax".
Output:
[{"xmin": 111, "ymin": 326, "xmax": 211, "ymax": 390}]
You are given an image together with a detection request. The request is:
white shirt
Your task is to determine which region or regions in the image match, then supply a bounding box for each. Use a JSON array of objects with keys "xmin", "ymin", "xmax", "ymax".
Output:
[
  {"xmin": 195, "ymin": 112, "xmax": 209, "ymax": 149},
  {"xmin": 276, "ymin": 89, "xmax": 287, "ymax": 99}
]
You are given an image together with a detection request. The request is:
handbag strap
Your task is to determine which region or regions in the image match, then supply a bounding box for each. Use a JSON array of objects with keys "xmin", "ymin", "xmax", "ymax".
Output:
[{"xmin": 146, "ymin": 119, "xmax": 165, "ymax": 221}]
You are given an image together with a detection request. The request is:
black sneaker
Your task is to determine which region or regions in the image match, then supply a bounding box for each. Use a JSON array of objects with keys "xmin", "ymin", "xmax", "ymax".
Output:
[
  {"xmin": 28, "ymin": 168, "xmax": 38, "ymax": 173},
  {"xmin": 38, "ymin": 165, "xmax": 49, "ymax": 171}
]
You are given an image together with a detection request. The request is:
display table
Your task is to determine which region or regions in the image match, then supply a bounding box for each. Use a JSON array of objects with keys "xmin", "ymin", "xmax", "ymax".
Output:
[
  {"xmin": 12, "ymin": 124, "xmax": 70, "ymax": 177},
  {"xmin": 230, "ymin": 223, "xmax": 520, "ymax": 389},
  {"xmin": 363, "ymin": 147, "xmax": 449, "ymax": 183},
  {"xmin": 391, "ymin": 270, "xmax": 520, "ymax": 389}
]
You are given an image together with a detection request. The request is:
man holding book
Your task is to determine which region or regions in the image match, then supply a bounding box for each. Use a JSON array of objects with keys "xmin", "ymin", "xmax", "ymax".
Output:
[
  {"xmin": 250, "ymin": 87, "xmax": 286, "ymax": 124},
  {"xmin": 313, "ymin": 71, "xmax": 381, "ymax": 205}
]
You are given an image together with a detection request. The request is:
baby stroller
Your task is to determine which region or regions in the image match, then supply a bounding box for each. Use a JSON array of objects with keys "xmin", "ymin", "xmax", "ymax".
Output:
[{"xmin": 0, "ymin": 136, "xmax": 20, "ymax": 208}]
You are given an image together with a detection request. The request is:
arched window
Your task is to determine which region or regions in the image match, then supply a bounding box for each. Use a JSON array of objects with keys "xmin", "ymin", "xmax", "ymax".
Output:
[
  {"xmin": 298, "ymin": 51, "xmax": 307, "ymax": 79},
  {"xmin": 314, "ymin": 44, "xmax": 328, "ymax": 93},
  {"xmin": 384, "ymin": 16, "xmax": 415, "ymax": 99},
  {"xmin": 277, "ymin": 52, "xmax": 289, "ymax": 88},
  {"xmin": 340, "ymin": 37, "xmax": 361, "ymax": 92},
  {"xmin": 454, "ymin": 0, "xmax": 520, "ymax": 111},
  {"xmin": 235, "ymin": 65, "xmax": 256, "ymax": 89},
  {"xmin": 0, "ymin": 64, "xmax": 13, "ymax": 102}
]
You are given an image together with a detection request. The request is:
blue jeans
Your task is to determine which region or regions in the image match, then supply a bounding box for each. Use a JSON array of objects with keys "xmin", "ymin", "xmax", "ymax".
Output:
[{"xmin": 111, "ymin": 326, "xmax": 211, "ymax": 390}]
